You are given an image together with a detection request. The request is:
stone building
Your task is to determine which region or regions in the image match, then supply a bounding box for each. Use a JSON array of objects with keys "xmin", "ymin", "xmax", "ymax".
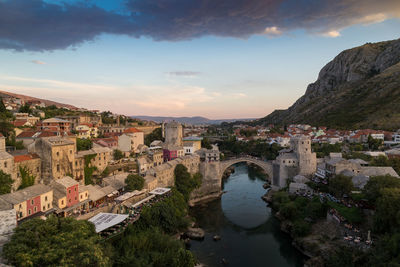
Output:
[
  {"xmin": 37, "ymin": 118, "xmax": 71, "ymax": 133},
  {"xmin": 272, "ymin": 136, "xmax": 317, "ymax": 189},
  {"xmin": 74, "ymin": 146, "xmax": 112, "ymax": 183},
  {"xmin": 0, "ymin": 184, "xmax": 53, "ymax": 221},
  {"xmin": 117, "ymin": 128, "xmax": 144, "ymax": 154},
  {"xmin": 0, "ymin": 134, "xmax": 16, "ymax": 188},
  {"xmin": 164, "ymin": 121, "xmax": 183, "ymax": 147},
  {"xmin": 13, "ymin": 153, "xmax": 41, "ymax": 190},
  {"xmin": 58, "ymin": 114, "xmax": 102, "ymax": 130},
  {"xmin": 147, "ymin": 154, "xmax": 200, "ymax": 188},
  {"xmin": 28, "ymin": 137, "xmax": 76, "ymax": 183},
  {"xmin": 149, "ymin": 149, "xmax": 163, "ymax": 167}
]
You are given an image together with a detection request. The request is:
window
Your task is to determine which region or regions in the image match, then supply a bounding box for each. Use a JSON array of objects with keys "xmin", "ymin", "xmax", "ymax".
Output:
[
  {"xmin": 43, "ymin": 206, "xmax": 45, "ymax": 211},
  {"xmin": 4, "ymin": 162, "xmax": 7, "ymax": 168},
  {"xmin": 80, "ymin": 195, "xmax": 82, "ymax": 199},
  {"xmin": 28, "ymin": 209, "xmax": 31, "ymax": 215},
  {"xmin": 69, "ymin": 199, "xmax": 71, "ymax": 203},
  {"xmin": 57, "ymin": 164, "xmax": 60, "ymax": 172},
  {"xmin": 56, "ymin": 152, "xmax": 59, "ymax": 156},
  {"xmin": 61, "ymin": 200, "xmax": 64, "ymax": 205},
  {"xmin": 85, "ymin": 192, "xmax": 87, "ymax": 197},
  {"xmin": 45, "ymin": 196, "xmax": 48, "ymax": 201},
  {"xmin": 74, "ymin": 187, "xmax": 76, "ymax": 191},
  {"xmin": 69, "ymin": 189, "xmax": 71, "ymax": 194},
  {"xmin": 47, "ymin": 203, "xmax": 50, "ymax": 208},
  {"xmin": 70, "ymin": 150, "xmax": 72, "ymax": 154},
  {"xmin": 37, "ymin": 167, "xmax": 39, "ymax": 172},
  {"xmin": 75, "ymin": 196, "xmax": 77, "ymax": 200},
  {"xmin": 34, "ymin": 207, "xmax": 37, "ymax": 212},
  {"xmin": 31, "ymin": 199, "xmax": 34, "ymax": 205}
]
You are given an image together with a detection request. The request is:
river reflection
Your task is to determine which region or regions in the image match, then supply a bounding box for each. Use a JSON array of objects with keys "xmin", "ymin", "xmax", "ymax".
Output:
[{"xmin": 189, "ymin": 163, "xmax": 305, "ymax": 267}]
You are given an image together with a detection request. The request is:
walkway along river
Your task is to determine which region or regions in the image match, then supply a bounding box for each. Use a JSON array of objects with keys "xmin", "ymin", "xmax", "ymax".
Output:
[{"xmin": 189, "ymin": 163, "xmax": 306, "ymax": 267}]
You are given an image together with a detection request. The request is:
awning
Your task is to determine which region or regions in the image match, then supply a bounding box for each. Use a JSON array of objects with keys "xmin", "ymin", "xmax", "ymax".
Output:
[
  {"xmin": 149, "ymin": 187, "xmax": 171, "ymax": 195},
  {"xmin": 131, "ymin": 195, "xmax": 156, "ymax": 209},
  {"xmin": 88, "ymin": 213, "xmax": 129, "ymax": 233}
]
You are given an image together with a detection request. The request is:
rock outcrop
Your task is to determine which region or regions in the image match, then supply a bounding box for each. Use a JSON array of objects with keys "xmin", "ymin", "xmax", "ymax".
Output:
[{"xmin": 259, "ymin": 38, "xmax": 400, "ymax": 130}]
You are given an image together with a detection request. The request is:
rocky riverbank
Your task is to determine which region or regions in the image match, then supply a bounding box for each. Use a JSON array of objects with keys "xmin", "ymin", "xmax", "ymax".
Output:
[{"xmin": 263, "ymin": 190, "xmax": 341, "ymax": 267}]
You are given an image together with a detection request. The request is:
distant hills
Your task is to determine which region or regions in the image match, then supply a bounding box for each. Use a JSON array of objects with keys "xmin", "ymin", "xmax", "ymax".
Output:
[
  {"xmin": 0, "ymin": 90, "xmax": 78, "ymax": 110},
  {"xmin": 256, "ymin": 38, "xmax": 400, "ymax": 130},
  {"xmin": 131, "ymin": 115, "xmax": 256, "ymax": 125}
]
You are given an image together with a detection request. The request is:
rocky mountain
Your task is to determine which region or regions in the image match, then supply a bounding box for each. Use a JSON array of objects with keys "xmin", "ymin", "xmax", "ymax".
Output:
[
  {"xmin": 131, "ymin": 115, "xmax": 255, "ymax": 125},
  {"xmin": 258, "ymin": 38, "xmax": 400, "ymax": 130}
]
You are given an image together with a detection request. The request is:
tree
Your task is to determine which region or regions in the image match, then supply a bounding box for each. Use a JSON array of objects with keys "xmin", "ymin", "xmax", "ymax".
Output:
[
  {"xmin": 174, "ymin": 164, "xmax": 202, "ymax": 201},
  {"xmin": 84, "ymin": 154, "xmax": 97, "ymax": 185},
  {"xmin": 18, "ymin": 103, "xmax": 32, "ymax": 114},
  {"xmin": 2, "ymin": 217, "xmax": 111, "ymax": 267},
  {"xmin": 374, "ymin": 188, "xmax": 400, "ymax": 233},
  {"xmin": 135, "ymin": 189, "xmax": 189, "ymax": 234},
  {"xmin": 363, "ymin": 175, "xmax": 400, "ymax": 204},
  {"xmin": 125, "ymin": 174, "xmax": 145, "ymax": 191},
  {"xmin": 368, "ymin": 135, "xmax": 383, "ymax": 151},
  {"xmin": 76, "ymin": 138, "xmax": 93, "ymax": 151},
  {"xmin": 144, "ymin": 127, "xmax": 163, "ymax": 146},
  {"xmin": 113, "ymin": 149, "xmax": 124, "ymax": 160},
  {"xmin": 18, "ymin": 166, "xmax": 35, "ymax": 190},
  {"xmin": 201, "ymin": 137, "xmax": 212, "ymax": 149},
  {"xmin": 113, "ymin": 227, "xmax": 195, "ymax": 267},
  {"xmin": 0, "ymin": 170, "xmax": 13, "ymax": 194},
  {"xmin": 329, "ymin": 175, "xmax": 354, "ymax": 197}
]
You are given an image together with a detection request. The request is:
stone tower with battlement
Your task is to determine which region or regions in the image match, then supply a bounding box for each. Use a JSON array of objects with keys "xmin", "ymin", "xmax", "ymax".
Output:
[
  {"xmin": 290, "ymin": 136, "xmax": 317, "ymax": 176},
  {"xmin": 272, "ymin": 135, "xmax": 317, "ymax": 190},
  {"xmin": 164, "ymin": 121, "xmax": 183, "ymax": 147}
]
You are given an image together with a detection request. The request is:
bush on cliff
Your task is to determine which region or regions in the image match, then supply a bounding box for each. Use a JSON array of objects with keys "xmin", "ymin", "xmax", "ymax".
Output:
[
  {"xmin": 174, "ymin": 164, "xmax": 202, "ymax": 202},
  {"xmin": 292, "ymin": 220, "xmax": 311, "ymax": 237}
]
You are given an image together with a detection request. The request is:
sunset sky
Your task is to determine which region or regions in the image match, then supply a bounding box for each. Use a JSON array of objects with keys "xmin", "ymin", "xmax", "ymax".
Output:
[{"xmin": 1, "ymin": 0, "xmax": 400, "ymax": 119}]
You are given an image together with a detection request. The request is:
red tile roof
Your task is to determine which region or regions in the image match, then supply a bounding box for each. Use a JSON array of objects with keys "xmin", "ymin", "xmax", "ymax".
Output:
[
  {"xmin": 13, "ymin": 120, "xmax": 29, "ymax": 127},
  {"xmin": 14, "ymin": 153, "xmax": 40, "ymax": 163},
  {"xmin": 124, "ymin": 127, "xmax": 142, "ymax": 133}
]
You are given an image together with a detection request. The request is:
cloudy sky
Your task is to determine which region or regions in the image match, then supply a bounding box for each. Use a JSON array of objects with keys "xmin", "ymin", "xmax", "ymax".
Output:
[{"xmin": 0, "ymin": 0, "xmax": 400, "ymax": 119}]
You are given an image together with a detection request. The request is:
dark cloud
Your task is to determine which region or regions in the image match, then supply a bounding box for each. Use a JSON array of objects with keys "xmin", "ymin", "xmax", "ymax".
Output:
[
  {"xmin": 0, "ymin": 0, "xmax": 399, "ymax": 51},
  {"xmin": 166, "ymin": 71, "xmax": 202, "ymax": 77},
  {"xmin": 0, "ymin": 0, "xmax": 134, "ymax": 51}
]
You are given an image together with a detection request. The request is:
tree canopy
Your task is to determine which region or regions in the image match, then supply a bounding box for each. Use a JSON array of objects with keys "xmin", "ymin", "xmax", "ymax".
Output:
[
  {"xmin": 0, "ymin": 169, "xmax": 13, "ymax": 194},
  {"xmin": 113, "ymin": 149, "xmax": 124, "ymax": 160},
  {"xmin": 76, "ymin": 138, "xmax": 93, "ymax": 151},
  {"xmin": 18, "ymin": 166, "xmax": 35, "ymax": 190},
  {"xmin": 329, "ymin": 175, "xmax": 354, "ymax": 197},
  {"xmin": 2, "ymin": 216, "xmax": 111, "ymax": 267},
  {"xmin": 125, "ymin": 174, "xmax": 145, "ymax": 191},
  {"xmin": 144, "ymin": 127, "xmax": 163, "ymax": 146},
  {"xmin": 363, "ymin": 175, "xmax": 400, "ymax": 204},
  {"xmin": 174, "ymin": 164, "xmax": 202, "ymax": 202}
]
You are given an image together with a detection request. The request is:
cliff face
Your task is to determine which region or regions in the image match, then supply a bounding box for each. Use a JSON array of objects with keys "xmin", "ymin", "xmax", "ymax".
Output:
[{"xmin": 260, "ymin": 38, "xmax": 400, "ymax": 130}]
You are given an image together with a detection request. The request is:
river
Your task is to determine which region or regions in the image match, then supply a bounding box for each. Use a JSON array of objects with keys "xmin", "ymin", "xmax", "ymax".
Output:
[{"xmin": 189, "ymin": 163, "xmax": 305, "ymax": 267}]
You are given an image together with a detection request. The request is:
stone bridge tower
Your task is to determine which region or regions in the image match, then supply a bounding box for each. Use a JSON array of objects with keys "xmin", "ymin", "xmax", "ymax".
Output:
[{"xmin": 291, "ymin": 136, "xmax": 316, "ymax": 176}]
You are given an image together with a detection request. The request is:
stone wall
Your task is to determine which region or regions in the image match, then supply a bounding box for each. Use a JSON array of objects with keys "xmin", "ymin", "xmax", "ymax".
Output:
[{"xmin": 190, "ymin": 161, "xmax": 221, "ymax": 204}]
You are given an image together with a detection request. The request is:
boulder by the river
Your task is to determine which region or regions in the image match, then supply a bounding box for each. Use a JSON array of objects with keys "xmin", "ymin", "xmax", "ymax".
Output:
[
  {"xmin": 185, "ymin": 227, "xmax": 205, "ymax": 240},
  {"xmin": 213, "ymin": 235, "xmax": 221, "ymax": 241}
]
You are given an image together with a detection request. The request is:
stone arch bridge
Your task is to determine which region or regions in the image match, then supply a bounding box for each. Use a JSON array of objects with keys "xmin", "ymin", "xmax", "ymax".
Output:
[
  {"xmin": 190, "ymin": 156, "xmax": 273, "ymax": 205},
  {"xmin": 220, "ymin": 157, "xmax": 273, "ymax": 181}
]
